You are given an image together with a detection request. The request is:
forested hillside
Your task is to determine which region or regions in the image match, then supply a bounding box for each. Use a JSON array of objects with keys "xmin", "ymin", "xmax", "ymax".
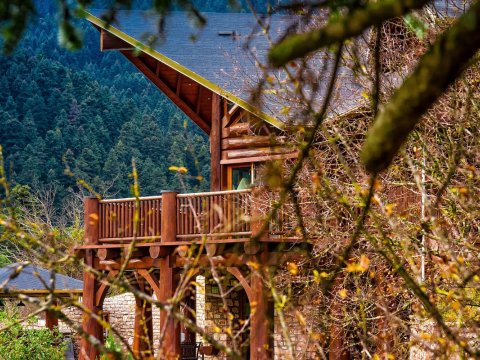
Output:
[{"xmin": 0, "ymin": 2, "xmax": 231, "ymax": 208}]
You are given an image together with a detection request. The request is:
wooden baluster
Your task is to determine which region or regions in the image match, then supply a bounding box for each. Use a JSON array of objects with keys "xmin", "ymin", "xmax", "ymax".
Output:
[
  {"xmin": 116, "ymin": 202, "xmax": 120, "ymax": 238},
  {"xmin": 138, "ymin": 200, "xmax": 142, "ymax": 238},
  {"xmin": 98, "ymin": 202, "xmax": 104, "ymax": 239},
  {"xmin": 143, "ymin": 200, "xmax": 147, "ymax": 238},
  {"xmin": 156, "ymin": 200, "xmax": 160, "ymax": 237},
  {"xmin": 129, "ymin": 201, "xmax": 133, "ymax": 238},
  {"xmin": 118, "ymin": 203, "xmax": 125, "ymax": 237},
  {"xmin": 105, "ymin": 204, "xmax": 108, "ymax": 239},
  {"xmin": 207, "ymin": 195, "xmax": 211, "ymax": 234},
  {"xmin": 112, "ymin": 203, "xmax": 115, "ymax": 238}
]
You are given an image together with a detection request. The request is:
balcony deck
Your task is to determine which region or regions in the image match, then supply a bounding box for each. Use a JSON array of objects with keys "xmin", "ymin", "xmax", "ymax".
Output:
[{"xmin": 76, "ymin": 188, "xmax": 299, "ymax": 255}]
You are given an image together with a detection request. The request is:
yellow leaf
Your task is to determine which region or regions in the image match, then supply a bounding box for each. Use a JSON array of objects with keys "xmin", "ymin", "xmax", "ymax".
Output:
[
  {"xmin": 288, "ymin": 262, "xmax": 299, "ymax": 275},
  {"xmin": 169, "ymin": 166, "xmax": 188, "ymax": 174},
  {"xmin": 338, "ymin": 289, "xmax": 347, "ymax": 299},
  {"xmin": 385, "ymin": 203, "xmax": 395, "ymax": 216},
  {"xmin": 346, "ymin": 255, "xmax": 370, "ymax": 273},
  {"xmin": 361, "ymin": 91, "xmax": 370, "ymax": 100}
]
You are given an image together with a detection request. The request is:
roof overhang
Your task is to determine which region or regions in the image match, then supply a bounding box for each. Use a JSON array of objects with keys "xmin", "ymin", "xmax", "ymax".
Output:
[
  {"xmin": 83, "ymin": 10, "xmax": 285, "ymax": 130},
  {"xmin": 0, "ymin": 289, "xmax": 83, "ymax": 298}
]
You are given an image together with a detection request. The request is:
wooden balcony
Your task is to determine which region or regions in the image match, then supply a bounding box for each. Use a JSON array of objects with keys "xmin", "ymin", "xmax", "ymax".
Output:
[{"xmin": 82, "ymin": 188, "xmax": 297, "ymax": 249}]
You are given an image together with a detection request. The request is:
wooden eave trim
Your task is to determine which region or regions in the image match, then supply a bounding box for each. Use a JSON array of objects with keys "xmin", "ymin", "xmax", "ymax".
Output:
[
  {"xmin": 83, "ymin": 11, "xmax": 285, "ymax": 130},
  {"xmin": 0, "ymin": 289, "xmax": 83, "ymax": 297}
]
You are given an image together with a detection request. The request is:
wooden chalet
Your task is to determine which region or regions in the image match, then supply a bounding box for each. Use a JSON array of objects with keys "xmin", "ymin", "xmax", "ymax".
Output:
[{"xmin": 77, "ymin": 10, "xmax": 359, "ymax": 360}]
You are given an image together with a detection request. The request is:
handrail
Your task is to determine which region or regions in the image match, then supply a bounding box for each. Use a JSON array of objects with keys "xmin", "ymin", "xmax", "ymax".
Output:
[
  {"xmin": 100, "ymin": 195, "xmax": 163, "ymax": 203},
  {"xmin": 177, "ymin": 188, "xmax": 251, "ymax": 198}
]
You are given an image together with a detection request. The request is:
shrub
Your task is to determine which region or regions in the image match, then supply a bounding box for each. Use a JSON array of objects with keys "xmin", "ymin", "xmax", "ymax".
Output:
[{"xmin": 0, "ymin": 321, "xmax": 66, "ymax": 360}]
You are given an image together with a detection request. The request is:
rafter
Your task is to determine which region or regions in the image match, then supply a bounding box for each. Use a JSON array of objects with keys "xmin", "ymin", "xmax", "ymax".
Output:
[
  {"xmin": 121, "ymin": 51, "xmax": 211, "ymax": 134},
  {"xmin": 100, "ymin": 29, "xmax": 134, "ymax": 51},
  {"xmin": 176, "ymin": 73, "xmax": 182, "ymax": 96}
]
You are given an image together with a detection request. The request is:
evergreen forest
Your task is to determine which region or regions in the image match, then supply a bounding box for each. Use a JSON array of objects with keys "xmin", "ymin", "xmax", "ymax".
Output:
[{"xmin": 0, "ymin": 1, "xmax": 263, "ymax": 208}]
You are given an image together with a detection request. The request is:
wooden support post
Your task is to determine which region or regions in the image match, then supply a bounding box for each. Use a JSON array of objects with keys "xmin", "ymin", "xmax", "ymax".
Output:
[
  {"xmin": 45, "ymin": 299, "xmax": 58, "ymax": 331},
  {"xmin": 250, "ymin": 249, "xmax": 273, "ymax": 360},
  {"xmin": 80, "ymin": 250, "xmax": 104, "ymax": 360},
  {"xmin": 329, "ymin": 274, "xmax": 349, "ymax": 360},
  {"xmin": 159, "ymin": 257, "xmax": 181, "ymax": 359},
  {"xmin": 210, "ymin": 93, "xmax": 222, "ymax": 191},
  {"xmin": 133, "ymin": 278, "xmax": 154, "ymax": 359},
  {"xmin": 161, "ymin": 191, "xmax": 178, "ymax": 244},
  {"xmin": 80, "ymin": 197, "xmax": 103, "ymax": 360}
]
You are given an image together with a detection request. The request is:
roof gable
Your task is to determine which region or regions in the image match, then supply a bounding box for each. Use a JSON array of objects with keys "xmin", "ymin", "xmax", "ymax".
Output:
[{"xmin": 86, "ymin": 9, "xmax": 289, "ymax": 129}]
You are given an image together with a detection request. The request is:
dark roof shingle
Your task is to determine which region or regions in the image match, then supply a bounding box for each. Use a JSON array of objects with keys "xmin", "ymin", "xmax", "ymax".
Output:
[{"xmin": 0, "ymin": 262, "xmax": 83, "ymax": 295}]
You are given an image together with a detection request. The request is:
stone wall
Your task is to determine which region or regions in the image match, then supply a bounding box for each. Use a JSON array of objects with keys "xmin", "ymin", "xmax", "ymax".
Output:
[
  {"xmin": 55, "ymin": 278, "xmax": 320, "ymax": 359},
  {"xmin": 199, "ymin": 276, "xmax": 247, "ymax": 359},
  {"xmin": 61, "ymin": 293, "xmax": 162, "ymax": 349}
]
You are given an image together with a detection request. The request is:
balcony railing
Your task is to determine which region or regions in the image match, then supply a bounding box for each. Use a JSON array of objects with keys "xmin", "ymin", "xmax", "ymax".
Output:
[
  {"xmin": 86, "ymin": 188, "xmax": 297, "ymax": 245},
  {"xmin": 176, "ymin": 190, "xmax": 251, "ymax": 240},
  {"xmin": 98, "ymin": 196, "xmax": 162, "ymax": 242}
]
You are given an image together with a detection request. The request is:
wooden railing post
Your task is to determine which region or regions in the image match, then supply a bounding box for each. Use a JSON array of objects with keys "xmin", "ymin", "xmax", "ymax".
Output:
[
  {"xmin": 84, "ymin": 196, "xmax": 99, "ymax": 245},
  {"xmin": 161, "ymin": 191, "xmax": 178, "ymax": 243}
]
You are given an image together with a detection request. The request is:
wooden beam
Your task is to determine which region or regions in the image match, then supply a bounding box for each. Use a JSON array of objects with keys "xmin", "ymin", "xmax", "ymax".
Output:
[
  {"xmin": 195, "ymin": 86, "xmax": 203, "ymax": 114},
  {"xmin": 100, "ymin": 29, "xmax": 134, "ymax": 51},
  {"xmin": 222, "ymin": 136, "xmax": 286, "ymax": 150},
  {"xmin": 121, "ymin": 51, "xmax": 211, "ymax": 134},
  {"xmin": 226, "ymin": 267, "xmax": 253, "ymax": 302},
  {"xmin": 220, "ymin": 152, "xmax": 299, "ymax": 165},
  {"xmin": 95, "ymin": 270, "xmax": 118, "ymax": 306},
  {"xmin": 222, "ymin": 122, "xmax": 250, "ymax": 138},
  {"xmin": 176, "ymin": 73, "xmax": 182, "ymax": 96},
  {"xmin": 225, "ymin": 146, "xmax": 294, "ymax": 159},
  {"xmin": 138, "ymin": 269, "xmax": 162, "ymax": 300},
  {"xmin": 210, "ymin": 93, "xmax": 222, "ymax": 191},
  {"xmin": 159, "ymin": 257, "xmax": 181, "ymax": 359}
]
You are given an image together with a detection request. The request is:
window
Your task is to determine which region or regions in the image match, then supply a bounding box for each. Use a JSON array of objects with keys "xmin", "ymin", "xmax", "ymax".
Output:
[{"xmin": 228, "ymin": 164, "xmax": 254, "ymax": 190}]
